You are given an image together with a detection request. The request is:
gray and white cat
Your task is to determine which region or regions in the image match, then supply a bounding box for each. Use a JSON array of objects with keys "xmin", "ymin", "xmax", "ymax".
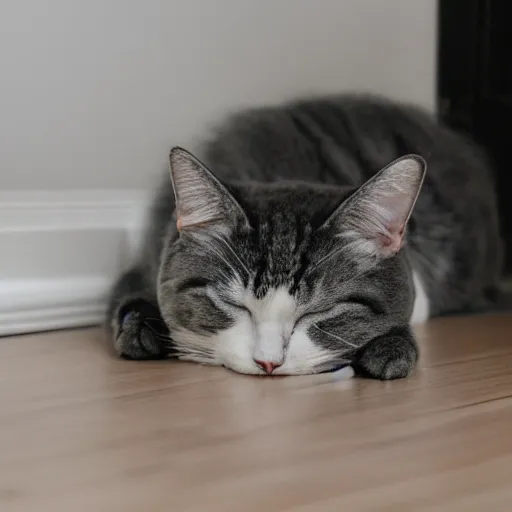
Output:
[{"xmin": 107, "ymin": 94, "xmax": 504, "ymax": 379}]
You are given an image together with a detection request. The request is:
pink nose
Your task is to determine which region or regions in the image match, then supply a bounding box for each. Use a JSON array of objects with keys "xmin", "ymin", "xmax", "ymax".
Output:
[{"xmin": 254, "ymin": 359, "xmax": 282, "ymax": 375}]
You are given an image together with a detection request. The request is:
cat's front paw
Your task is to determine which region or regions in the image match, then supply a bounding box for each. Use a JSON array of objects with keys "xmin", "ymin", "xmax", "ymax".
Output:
[
  {"xmin": 113, "ymin": 301, "xmax": 174, "ymax": 360},
  {"xmin": 353, "ymin": 327, "xmax": 418, "ymax": 380}
]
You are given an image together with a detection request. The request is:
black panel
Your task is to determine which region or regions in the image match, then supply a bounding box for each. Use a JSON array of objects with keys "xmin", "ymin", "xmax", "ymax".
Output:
[{"xmin": 438, "ymin": 0, "xmax": 512, "ymax": 272}]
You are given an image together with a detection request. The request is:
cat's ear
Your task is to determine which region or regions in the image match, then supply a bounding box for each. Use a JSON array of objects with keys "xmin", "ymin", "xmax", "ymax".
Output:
[
  {"xmin": 324, "ymin": 155, "xmax": 426, "ymax": 258},
  {"xmin": 169, "ymin": 147, "xmax": 249, "ymax": 233}
]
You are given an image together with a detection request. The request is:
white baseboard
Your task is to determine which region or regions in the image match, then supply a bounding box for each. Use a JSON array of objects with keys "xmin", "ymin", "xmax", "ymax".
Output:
[
  {"xmin": 0, "ymin": 190, "xmax": 149, "ymax": 336},
  {"xmin": 2, "ymin": 190, "xmax": 510, "ymax": 338},
  {"xmin": 0, "ymin": 277, "xmax": 109, "ymax": 336}
]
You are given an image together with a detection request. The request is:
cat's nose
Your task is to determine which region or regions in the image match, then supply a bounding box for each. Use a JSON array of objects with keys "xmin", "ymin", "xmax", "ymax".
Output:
[{"xmin": 254, "ymin": 359, "xmax": 282, "ymax": 374}]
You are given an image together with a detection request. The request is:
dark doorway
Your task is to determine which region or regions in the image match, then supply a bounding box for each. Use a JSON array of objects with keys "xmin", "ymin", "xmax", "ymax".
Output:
[{"xmin": 438, "ymin": 0, "xmax": 512, "ymax": 273}]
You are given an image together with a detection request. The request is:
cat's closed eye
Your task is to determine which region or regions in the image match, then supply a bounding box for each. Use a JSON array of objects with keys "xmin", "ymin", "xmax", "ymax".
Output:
[
  {"xmin": 295, "ymin": 296, "xmax": 382, "ymax": 327},
  {"xmin": 294, "ymin": 305, "xmax": 337, "ymax": 326},
  {"xmin": 221, "ymin": 299, "xmax": 252, "ymax": 316},
  {"xmin": 177, "ymin": 280, "xmax": 251, "ymax": 316},
  {"xmin": 344, "ymin": 295, "xmax": 385, "ymax": 315},
  {"xmin": 175, "ymin": 278, "xmax": 211, "ymax": 293}
]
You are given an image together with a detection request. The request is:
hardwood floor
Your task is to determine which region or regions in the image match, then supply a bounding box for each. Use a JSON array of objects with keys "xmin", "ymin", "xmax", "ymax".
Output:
[{"xmin": 1, "ymin": 314, "xmax": 512, "ymax": 511}]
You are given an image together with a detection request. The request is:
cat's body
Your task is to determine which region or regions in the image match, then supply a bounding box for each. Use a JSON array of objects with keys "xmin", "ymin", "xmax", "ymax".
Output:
[{"xmin": 108, "ymin": 94, "xmax": 504, "ymax": 379}]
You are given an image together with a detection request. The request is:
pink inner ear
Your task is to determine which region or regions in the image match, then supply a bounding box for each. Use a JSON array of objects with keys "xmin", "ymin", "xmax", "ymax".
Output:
[{"xmin": 377, "ymin": 224, "xmax": 404, "ymax": 255}]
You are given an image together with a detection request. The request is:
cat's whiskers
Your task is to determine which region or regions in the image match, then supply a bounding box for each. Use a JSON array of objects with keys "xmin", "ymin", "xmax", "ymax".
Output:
[
  {"xmin": 172, "ymin": 344, "xmax": 215, "ymax": 364},
  {"xmin": 312, "ymin": 323, "xmax": 359, "ymax": 349},
  {"xmin": 280, "ymin": 338, "xmax": 352, "ymax": 374},
  {"xmin": 170, "ymin": 328, "xmax": 217, "ymax": 363},
  {"xmin": 185, "ymin": 231, "xmax": 249, "ymax": 281},
  {"xmin": 213, "ymin": 233, "xmax": 250, "ymax": 277},
  {"xmin": 313, "ymin": 358, "xmax": 352, "ymax": 374},
  {"xmin": 307, "ymin": 247, "xmax": 345, "ymax": 275},
  {"xmin": 206, "ymin": 246, "xmax": 246, "ymax": 285},
  {"xmin": 176, "ymin": 353, "xmax": 215, "ymax": 365},
  {"xmin": 306, "ymin": 252, "xmax": 374, "ymax": 284}
]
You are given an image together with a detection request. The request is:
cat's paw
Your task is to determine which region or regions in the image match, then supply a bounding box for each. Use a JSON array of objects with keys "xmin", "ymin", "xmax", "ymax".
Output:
[
  {"xmin": 113, "ymin": 303, "xmax": 173, "ymax": 360},
  {"xmin": 353, "ymin": 327, "xmax": 418, "ymax": 380}
]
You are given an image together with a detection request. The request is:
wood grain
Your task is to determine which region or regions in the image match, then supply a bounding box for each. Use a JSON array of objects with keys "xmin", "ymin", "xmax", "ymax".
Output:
[{"xmin": 1, "ymin": 314, "xmax": 512, "ymax": 511}]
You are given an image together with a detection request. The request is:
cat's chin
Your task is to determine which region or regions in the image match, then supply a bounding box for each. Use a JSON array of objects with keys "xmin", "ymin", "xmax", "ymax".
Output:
[{"xmin": 221, "ymin": 362, "xmax": 353, "ymax": 377}]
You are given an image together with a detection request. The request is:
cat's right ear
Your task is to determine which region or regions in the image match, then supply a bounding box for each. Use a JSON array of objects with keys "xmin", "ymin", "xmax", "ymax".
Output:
[
  {"xmin": 169, "ymin": 147, "xmax": 250, "ymax": 233},
  {"xmin": 320, "ymin": 155, "xmax": 426, "ymax": 258}
]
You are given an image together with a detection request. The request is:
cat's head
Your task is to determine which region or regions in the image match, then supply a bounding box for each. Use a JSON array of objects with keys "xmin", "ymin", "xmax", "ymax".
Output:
[{"xmin": 158, "ymin": 147, "xmax": 426, "ymax": 375}]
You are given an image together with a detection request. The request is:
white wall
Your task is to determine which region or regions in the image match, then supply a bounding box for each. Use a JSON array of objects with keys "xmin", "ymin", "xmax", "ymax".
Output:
[
  {"xmin": 0, "ymin": 0, "xmax": 437, "ymax": 335},
  {"xmin": 0, "ymin": 0, "xmax": 437, "ymax": 191}
]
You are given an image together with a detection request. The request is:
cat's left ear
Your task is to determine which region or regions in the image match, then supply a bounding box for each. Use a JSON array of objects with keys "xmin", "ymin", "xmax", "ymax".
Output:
[
  {"xmin": 169, "ymin": 147, "xmax": 250, "ymax": 234},
  {"xmin": 323, "ymin": 155, "xmax": 426, "ymax": 258}
]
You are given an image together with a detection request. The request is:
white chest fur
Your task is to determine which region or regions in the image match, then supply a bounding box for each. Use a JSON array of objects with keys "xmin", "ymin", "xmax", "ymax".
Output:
[{"xmin": 410, "ymin": 270, "xmax": 430, "ymax": 325}]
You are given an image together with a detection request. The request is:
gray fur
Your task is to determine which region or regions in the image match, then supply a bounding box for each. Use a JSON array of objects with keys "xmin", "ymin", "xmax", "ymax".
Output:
[{"xmin": 107, "ymin": 94, "xmax": 504, "ymax": 379}]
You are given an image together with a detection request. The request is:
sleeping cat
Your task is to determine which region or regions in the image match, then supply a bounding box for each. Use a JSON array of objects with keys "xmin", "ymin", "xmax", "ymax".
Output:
[{"xmin": 107, "ymin": 94, "xmax": 504, "ymax": 379}]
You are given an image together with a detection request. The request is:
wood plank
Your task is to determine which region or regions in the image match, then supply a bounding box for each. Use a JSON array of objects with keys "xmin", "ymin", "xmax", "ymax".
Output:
[{"xmin": 1, "ymin": 314, "xmax": 511, "ymax": 511}]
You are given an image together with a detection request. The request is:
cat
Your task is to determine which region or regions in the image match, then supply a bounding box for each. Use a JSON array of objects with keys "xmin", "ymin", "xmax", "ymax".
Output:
[{"xmin": 107, "ymin": 94, "xmax": 504, "ymax": 380}]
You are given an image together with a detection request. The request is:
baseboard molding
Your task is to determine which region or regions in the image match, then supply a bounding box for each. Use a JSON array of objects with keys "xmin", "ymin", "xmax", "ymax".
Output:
[
  {"xmin": 2, "ymin": 190, "xmax": 510, "ymax": 338},
  {"xmin": 0, "ymin": 190, "xmax": 149, "ymax": 337},
  {"xmin": 0, "ymin": 277, "xmax": 109, "ymax": 336}
]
